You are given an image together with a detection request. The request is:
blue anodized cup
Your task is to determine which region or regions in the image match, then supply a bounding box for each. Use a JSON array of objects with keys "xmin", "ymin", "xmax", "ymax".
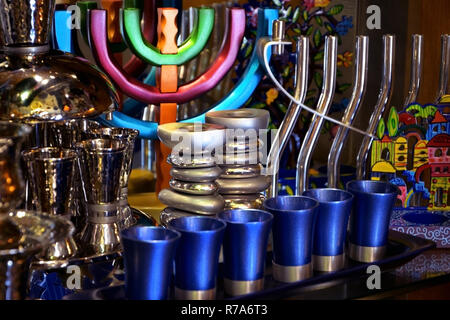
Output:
[
  {"xmin": 121, "ymin": 226, "xmax": 181, "ymax": 300},
  {"xmin": 302, "ymin": 188, "xmax": 353, "ymax": 272},
  {"xmin": 168, "ymin": 216, "xmax": 226, "ymax": 300},
  {"xmin": 346, "ymin": 180, "xmax": 398, "ymax": 263},
  {"xmin": 218, "ymin": 209, "xmax": 273, "ymax": 296},
  {"xmin": 263, "ymin": 196, "xmax": 318, "ymax": 283}
]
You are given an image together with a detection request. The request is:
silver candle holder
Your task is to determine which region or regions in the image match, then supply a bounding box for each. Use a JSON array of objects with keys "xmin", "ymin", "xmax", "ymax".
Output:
[
  {"xmin": 206, "ymin": 109, "xmax": 271, "ymax": 210},
  {"xmin": 157, "ymin": 123, "xmax": 227, "ymax": 226}
]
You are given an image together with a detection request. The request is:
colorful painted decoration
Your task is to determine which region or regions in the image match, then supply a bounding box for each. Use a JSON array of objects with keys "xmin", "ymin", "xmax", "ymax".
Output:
[{"xmin": 369, "ymin": 103, "xmax": 450, "ymax": 211}]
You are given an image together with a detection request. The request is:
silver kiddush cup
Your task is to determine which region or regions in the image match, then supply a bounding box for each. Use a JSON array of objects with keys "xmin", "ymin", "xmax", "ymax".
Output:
[
  {"xmin": 76, "ymin": 138, "xmax": 126, "ymax": 256},
  {"xmin": 89, "ymin": 127, "xmax": 139, "ymax": 230},
  {"xmin": 22, "ymin": 147, "xmax": 78, "ymax": 259}
]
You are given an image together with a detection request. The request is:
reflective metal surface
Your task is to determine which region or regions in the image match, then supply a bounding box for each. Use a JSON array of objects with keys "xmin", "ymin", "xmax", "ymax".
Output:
[
  {"xmin": 223, "ymin": 278, "xmax": 264, "ymax": 297},
  {"xmin": 35, "ymin": 215, "xmax": 76, "ymax": 263},
  {"xmin": 76, "ymin": 138, "xmax": 126, "ymax": 255},
  {"xmin": 0, "ymin": 0, "xmax": 118, "ymax": 121},
  {"xmin": 346, "ymin": 180, "xmax": 398, "ymax": 253},
  {"xmin": 328, "ymin": 36, "xmax": 369, "ymax": 188},
  {"xmin": 169, "ymin": 179, "xmax": 218, "ymax": 196},
  {"xmin": 267, "ymin": 36, "xmax": 309, "ymax": 197},
  {"xmin": 272, "ymin": 261, "xmax": 313, "ymax": 283},
  {"xmin": 302, "ymin": 188, "xmax": 353, "ymax": 272},
  {"xmin": 170, "ymin": 166, "xmax": 223, "ymax": 183},
  {"xmin": 0, "ymin": 0, "xmax": 55, "ymax": 46},
  {"xmin": 157, "ymin": 122, "xmax": 226, "ymax": 151},
  {"xmin": 436, "ymin": 34, "xmax": 450, "ymax": 103},
  {"xmin": 403, "ymin": 34, "xmax": 423, "ymax": 106},
  {"xmin": 0, "ymin": 210, "xmax": 72, "ymax": 300},
  {"xmin": 168, "ymin": 152, "xmax": 216, "ymax": 168},
  {"xmin": 205, "ymin": 109, "xmax": 270, "ymax": 130},
  {"xmin": 216, "ymin": 176, "xmax": 271, "ymax": 195},
  {"xmin": 160, "ymin": 207, "xmax": 195, "ymax": 227},
  {"xmin": 356, "ymin": 35, "xmax": 395, "ymax": 180},
  {"xmin": 168, "ymin": 216, "xmax": 225, "ymax": 299},
  {"xmin": 174, "ymin": 287, "xmax": 216, "ymax": 300},
  {"xmin": 76, "ymin": 139, "xmax": 126, "ymax": 205},
  {"xmin": 218, "ymin": 209, "xmax": 273, "ymax": 296},
  {"xmin": 272, "ymin": 19, "xmax": 286, "ymax": 56},
  {"xmin": 89, "ymin": 127, "xmax": 139, "ymax": 229},
  {"xmin": 158, "ymin": 189, "xmax": 224, "ymax": 215},
  {"xmin": 0, "ymin": 122, "xmax": 31, "ymax": 213},
  {"xmin": 206, "ymin": 108, "xmax": 269, "ymax": 209},
  {"xmin": 263, "ymin": 196, "xmax": 318, "ymax": 268},
  {"xmin": 0, "ymin": 50, "xmax": 118, "ymax": 121},
  {"xmin": 121, "ymin": 226, "xmax": 180, "ymax": 300},
  {"xmin": 223, "ymin": 194, "xmax": 265, "ymax": 210},
  {"xmin": 220, "ymin": 164, "xmax": 261, "ymax": 179},
  {"xmin": 257, "ymin": 38, "xmax": 375, "ymax": 139},
  {"xmin": 312, "ymin": 254, "xmax": 346, "ymax": 272},
  {"xmin": 23, "ymin": 147, "xmax": 77, "ymax": 216},
  {"xmin": 296, "ymin": 36, "xmax": 337, "ymax": 194},
  {"xmin": 348, "ymin": 243, "xmax": 386, "ymax": 264}
]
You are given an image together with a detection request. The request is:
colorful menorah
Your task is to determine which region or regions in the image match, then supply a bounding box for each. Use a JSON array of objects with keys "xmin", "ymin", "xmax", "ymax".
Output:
[{"xmin": 53, "ymin": 1, "xmax": 278, "ymax": 192}]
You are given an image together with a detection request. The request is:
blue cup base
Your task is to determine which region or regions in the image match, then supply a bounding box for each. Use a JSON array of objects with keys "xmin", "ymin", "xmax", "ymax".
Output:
[
  {"xmin": 224, "ymin": 278, "xmax": 264, "ymax": 296},
  {"xmin": 272, "ymin": 261, "xmax": 313, "ymax": 283},
  {"xmin": 174, "ymin": 287, "xmax": 216, "ymax": 300},
  {"xmin": 312, "ymin": 253, "xmax": 345, "ymax": 272},
  {"xmin": 348, "ymin": 242, "xmax": 386, "ymax": 263}
]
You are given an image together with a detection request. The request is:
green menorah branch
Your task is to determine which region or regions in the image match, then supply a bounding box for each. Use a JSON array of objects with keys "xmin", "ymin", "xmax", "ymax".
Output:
[{"xmin": 121, "ymin": 7, "xmax": 214, "ymax": 66}]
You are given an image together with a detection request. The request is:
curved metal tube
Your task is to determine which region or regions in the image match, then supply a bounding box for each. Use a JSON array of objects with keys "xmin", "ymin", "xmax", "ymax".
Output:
[
  {"xmin": 403, "ymin": 34, "xmax": 423, "ymax": 107},
  {"xmin": 257, "ymin": 40, "xmax": 376, "ymax": 139},
  {"xmin": 183, "ymin": 8, "xmax": 278, "ymax": 123},
  {"xmin": 94, "ymin": 8, "xmax": 245, "ymax": 139},
  {"xmin": 119, "ymin": 8, "xmax": 277, "ymax": 136},
  {"xmin": 98, "ymin": 111, "xmax": 159, "ymax": 139},
  {"xmin": 89, "ymin": 8, "xmax": 244, "ymax": 105},
  {"xmin": 356, "ymin": 35, "xmax": 395, "ymax": 180},
  {"xmin": 122, "ymin": 0, "xmax": 156, "ymax": 77},
  {"xmin": 436, "ymin": 34, "xmax": 450, "ymax": 104},
  {"xmin": 75, "ymin": 0, "xmax": 155, "ymax": 77},
  {"xmin": 328, "ymin": 36, "xmax": 369, "ymax": 188},
  {"xmin": 295, "ymin": 36, "xmax": 338, "ymax": 194},
  {"xmin": 265, "ymin": 36, "xmax": 309, "ymax": 197},
  {"xmin": 122, "ymin": 7, "xmax": 214, "ymax": 66}
]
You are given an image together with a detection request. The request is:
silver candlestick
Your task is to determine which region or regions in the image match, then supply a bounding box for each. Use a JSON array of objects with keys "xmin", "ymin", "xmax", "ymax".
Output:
[
  {"xmin": 328, "ymin": 36, "xmax": 369, "ymax": 188},
  {"xmin": 206, "ymin": 109, "xmax": 271, "ymax": 209},
  {"xmin": 157, "ymin": 123, "xmax": 226, "ymax": 226}
]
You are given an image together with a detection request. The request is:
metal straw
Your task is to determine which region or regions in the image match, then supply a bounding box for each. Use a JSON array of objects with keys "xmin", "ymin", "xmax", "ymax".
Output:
[
  {"xmin": 296, "ymin": 36, "xmax": 338, "ymax": 194},
  {"xmin": 404, "ymin": 34, "xmax": 423, "ymax": 106},
  {"xmin": 435, "ymin": 34, "xmax": 450, "ymax": 104},
  {"xmin": 267, "ymin": 36, "xmax": 309, "ymax": 197},
  {"xmin": 328, "ymin": 36, "xmax": 369, "ymax": 188},
  {"xmin": 356, "ymin": 35, "xmax": 395, "ymax": 180}
]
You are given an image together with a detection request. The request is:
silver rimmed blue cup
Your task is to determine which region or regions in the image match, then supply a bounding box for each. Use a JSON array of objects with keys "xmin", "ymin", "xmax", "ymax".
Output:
[
  {"xmin": 218, "ymin": 209, "xmax": 273, "ymax": 296},
  {"xmin": 302, "ymin": 188, "xmax": 353, "ymax": 272},
  {"xmin": 168, "ymin": 216, "xmax": 226, "ymax": 300},
  {"xmin": 121, "ymin": 226, "xmax": 181, "ymax": 300},
  {"xmin": 346, "ymin": 180, "xmax": 398, "ymax": 263},
  {"xmin": 263, "ymin": 196, "xmax": 318, "ymax": 283}
]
